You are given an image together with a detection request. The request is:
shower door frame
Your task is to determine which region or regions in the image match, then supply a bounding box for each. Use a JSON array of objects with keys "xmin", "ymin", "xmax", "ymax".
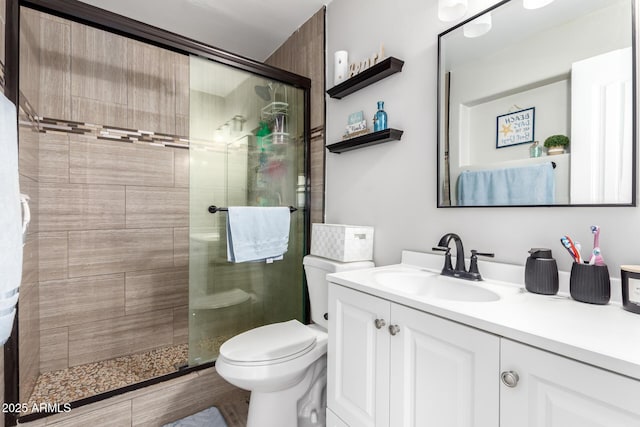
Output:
[{"xmin": 3, "ymin": 0, "xmax": 312, "ymax": 424}]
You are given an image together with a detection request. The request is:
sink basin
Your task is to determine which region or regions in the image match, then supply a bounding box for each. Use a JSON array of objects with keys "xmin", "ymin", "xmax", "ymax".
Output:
[{"xmin": 373, "ymin": 270, "xmax": 500, "ymax": 302}]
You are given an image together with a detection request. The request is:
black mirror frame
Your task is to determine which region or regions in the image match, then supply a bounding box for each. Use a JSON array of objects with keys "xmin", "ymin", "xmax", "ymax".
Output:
[{"xmin": 436, "ymin": 0, "xmax": 637, "ymax": 208}]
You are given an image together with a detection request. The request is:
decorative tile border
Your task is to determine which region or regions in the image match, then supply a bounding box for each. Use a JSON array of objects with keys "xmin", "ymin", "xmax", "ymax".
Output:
[
  {"xmin": 16, "ymin": 90, "xmax": 191, "ymax": 150},
  {"xmin": 310, "ymin": 125, "xmax": 324, "ymax": 141},
  {"xmin": 15, "ymin": 93, "xmax": 308, "ymax": 152},
  {"xmin": 38, "ymin": 117, "xmax": 190, "ymax": 149},
  {"xmin": 0, "ymin": 60, "xmax": 5, "ymax": 92}
]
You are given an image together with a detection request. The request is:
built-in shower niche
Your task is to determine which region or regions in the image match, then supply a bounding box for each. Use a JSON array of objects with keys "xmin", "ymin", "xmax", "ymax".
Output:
[{"xmin": 12, "ymin": 6, "xmax": 308, "ymax": 419}]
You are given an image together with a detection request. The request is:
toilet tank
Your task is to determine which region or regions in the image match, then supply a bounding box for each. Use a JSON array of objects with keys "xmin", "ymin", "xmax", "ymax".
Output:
[{"xmin": 303, "ymin": 255, "xmax": 374, "ymax": 329}]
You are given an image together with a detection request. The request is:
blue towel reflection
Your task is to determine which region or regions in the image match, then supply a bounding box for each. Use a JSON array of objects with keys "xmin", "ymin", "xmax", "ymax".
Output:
[{"xmin": 457, "ymin": 162, "xmax": 555, "ymax": 206}]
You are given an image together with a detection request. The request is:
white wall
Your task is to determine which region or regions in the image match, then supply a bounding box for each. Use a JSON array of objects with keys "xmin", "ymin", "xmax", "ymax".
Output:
[
  {"xmin": 325, "ymin": 0, "xmax": 640, "ymax": 280},
  {"xmin": 462, "ymin": 80, "xmax": 569, "ymax": 166}
]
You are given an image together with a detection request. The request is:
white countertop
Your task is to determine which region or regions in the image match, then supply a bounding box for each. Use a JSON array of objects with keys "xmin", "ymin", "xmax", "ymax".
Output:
[{"xmin": 326, "ymin": 251, "xmax": 640, "ymax": 381}]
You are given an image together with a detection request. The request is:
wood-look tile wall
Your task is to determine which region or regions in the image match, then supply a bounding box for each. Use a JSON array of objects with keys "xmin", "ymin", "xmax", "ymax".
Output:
[
  {"xmin": 19, "ymin": 7, "xmax": 42, "ymax": 405},
  {"xmin": 38, "ymin": 13, "xmax": 189, "ymax": 136},
  {"xmin": 33, "ymin": 10, "xmax": 191, "ymax": 373},
  {"xmin": 38, "ymin": 132, "xmax": 190, "ymax": 371},
  {"xmin": 265, "ymin": 7, "xmax": 326, "ymax": 224},
  {"xmin": 9, "ymin": 6, "xmax": 315, "ymax": 423}
]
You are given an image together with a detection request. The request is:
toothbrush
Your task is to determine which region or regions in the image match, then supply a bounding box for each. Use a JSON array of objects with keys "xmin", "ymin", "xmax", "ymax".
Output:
[
  {"xmin": 560, "ymin": 236, "xmax": 582, "ymax": 263},
  {"xmin": 560, "ymin": 236, "xmax": 576, "ymax": 261},
  {"xmin": 575, "ymin": 241, "xmax": 583, "ymax": 263},
  {"xmin": 591, "ymin": 225, "xmax": 600, "ymax": 249},
  {"xmin": 589, "ymin": 248, "xmax": 605, "ymax": 266},
  {"xmin": 589, "ymin": 225, "xmax": 605, "ymax": 266},
  {"xmin": 568, "ymin": 236, "xmax": 582, "ymax": 263}
]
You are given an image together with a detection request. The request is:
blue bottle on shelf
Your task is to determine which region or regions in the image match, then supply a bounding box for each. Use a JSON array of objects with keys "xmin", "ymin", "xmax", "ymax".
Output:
[{"xmin": 373, "ymin": 101, "xmax": 388, "ymax": 132}]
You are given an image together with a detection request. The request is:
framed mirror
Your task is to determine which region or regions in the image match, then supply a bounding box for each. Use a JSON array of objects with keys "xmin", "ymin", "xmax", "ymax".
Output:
[{"xmin": 437, "ymin": 0, "xmax": 636, "ymax": 207}]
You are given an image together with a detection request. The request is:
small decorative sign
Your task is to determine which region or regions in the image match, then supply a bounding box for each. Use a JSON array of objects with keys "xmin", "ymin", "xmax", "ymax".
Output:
[
  {"xmin": 344, "ymin": 111, "xmax": 368, "ymax": 139},
  {"xmin": 348, "ymin": 111, "xmax": 365, "ymax": 125},
  {"xmin": 496, "ymin": 107, "xmax": 535, "ymax": 148},
  {"xmin": 349, "ymin": 44, "xmax": 385, "ymax": 78}
]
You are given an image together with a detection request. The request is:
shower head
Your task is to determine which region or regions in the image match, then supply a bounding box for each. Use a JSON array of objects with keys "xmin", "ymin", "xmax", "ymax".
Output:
[{"xmin": 254, "ymin": 84, "xmax": 272, "ymax": 101}]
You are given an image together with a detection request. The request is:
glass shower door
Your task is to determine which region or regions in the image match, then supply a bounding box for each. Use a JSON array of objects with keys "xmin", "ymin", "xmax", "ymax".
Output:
[{"xmin": 188, "ymin": 56, "xmax": 307, "ymax": 365}]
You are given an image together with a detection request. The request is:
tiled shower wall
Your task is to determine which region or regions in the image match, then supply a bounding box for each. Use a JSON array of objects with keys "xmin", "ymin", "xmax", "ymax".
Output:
[
  {"xmin": 38, "ymin": 135, "xmax": 190, "ymax": 371},
  {"xmin": 6, "ymin": 5, "xmax": 326, "ymax": 425},
  {"xmin": 18, "ymin": 7, "xmax": 42, "ymax": 405},
  {"xmin": 265, "ymin": 7, "xmax": 325, "ymax": 224},
  {"xmin": 37, "ymin": 14, "xmax": 189, "ymax": 136},
  {"xmin": 33, "ymin": 11, "xmax": 190, "ymax": 375}
]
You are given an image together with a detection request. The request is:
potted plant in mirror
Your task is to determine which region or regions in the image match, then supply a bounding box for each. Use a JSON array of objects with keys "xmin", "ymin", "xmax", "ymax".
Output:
[{"xmin": 544, "ymin": 134, "xmax": 569, "ymax": 156}]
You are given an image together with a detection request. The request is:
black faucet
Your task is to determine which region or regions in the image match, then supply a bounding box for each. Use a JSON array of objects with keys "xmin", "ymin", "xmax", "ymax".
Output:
[{"xmin": 432, "ymin": 233, "xmax": 494, "ymax": 281}]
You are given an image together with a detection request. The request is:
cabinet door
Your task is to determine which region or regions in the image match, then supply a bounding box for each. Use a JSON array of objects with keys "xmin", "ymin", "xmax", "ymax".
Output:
[
  {"xmin": 328, "ymin": 284, "xmax": 391, "ymax": 427},
  {"xmin": 501, "ymin": 339, "xmax": 640, "ymax": 427},
  {"xmin": 327, "ymin": 408, "xmax": 350, "ymax": 427},
  {"xmin": 389, "ymin": 304, "xmax": 500, "ymax": 426}
]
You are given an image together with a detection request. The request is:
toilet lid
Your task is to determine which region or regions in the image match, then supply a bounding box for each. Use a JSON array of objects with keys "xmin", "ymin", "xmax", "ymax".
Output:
[{"xmin": 219, "ymin": 319, "xmax": 316, "ymax": 363}]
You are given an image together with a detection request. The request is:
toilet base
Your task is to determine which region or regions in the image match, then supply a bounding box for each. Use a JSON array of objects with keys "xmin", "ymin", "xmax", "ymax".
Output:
[{"xmin": 246, "ymin": 356, "xmax": 327, "ymax": 427}]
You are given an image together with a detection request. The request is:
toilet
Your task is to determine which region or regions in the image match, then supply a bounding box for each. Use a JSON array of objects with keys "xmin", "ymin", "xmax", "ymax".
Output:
[{"xmin": 215, "ymin": 255, "xmax": 374, "ymax": 427}]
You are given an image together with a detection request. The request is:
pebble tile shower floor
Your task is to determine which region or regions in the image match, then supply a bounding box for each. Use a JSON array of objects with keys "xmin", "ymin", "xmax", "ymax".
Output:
[{"xmin": 26, "ymin": 344, "xmax": 189, "ymax": 412}]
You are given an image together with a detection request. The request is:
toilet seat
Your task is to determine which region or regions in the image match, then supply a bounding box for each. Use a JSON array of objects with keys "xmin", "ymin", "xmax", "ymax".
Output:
[{"xmin": 219, "ymin": 320, "xmax": 317, "ymax": 366}]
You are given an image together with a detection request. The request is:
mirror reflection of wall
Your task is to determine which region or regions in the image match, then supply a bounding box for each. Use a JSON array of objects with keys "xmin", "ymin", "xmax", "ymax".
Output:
[{"xmin": 438, "ymin": 0, "xmax": 634, "ymax": 207}]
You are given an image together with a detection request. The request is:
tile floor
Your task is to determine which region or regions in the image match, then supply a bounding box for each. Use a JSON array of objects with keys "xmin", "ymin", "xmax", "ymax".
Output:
[
  {"xmin": 23, "ymin": 343, "xmax": 251, "ymax": 426},
  {"xmin": 217, "ymin": 393, "xmax": 251, "ymax": 427},
  {"xmin": 26, "ymin": 344, "xmax": 189, "ymax": 411}
]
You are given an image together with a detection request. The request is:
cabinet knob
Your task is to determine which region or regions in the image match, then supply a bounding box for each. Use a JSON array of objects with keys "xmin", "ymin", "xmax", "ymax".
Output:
[
  {"xmin": 388, "ymin": 324, "xmax": 400, "ymax": 336},
  {"xmin": 374, "ymin": 318, "xmax": 386, "ymax": 329},
  {"xmin": 500, "ymin": 370, "xmax": 520, "ymax": 388}
]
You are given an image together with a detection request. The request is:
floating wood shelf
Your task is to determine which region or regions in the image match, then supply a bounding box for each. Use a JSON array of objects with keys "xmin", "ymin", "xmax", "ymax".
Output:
[
  {"xmin": 327, "ymin": 57, "xmax": 404, "ymax": 99},
  {"xmin": 327, "ymin": 128, "xmax": 404, "ymax": 153}
]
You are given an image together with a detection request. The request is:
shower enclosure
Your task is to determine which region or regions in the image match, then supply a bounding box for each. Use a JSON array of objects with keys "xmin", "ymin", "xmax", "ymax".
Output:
[
  {"xmin": 188, "ymin": 57, "xmax": 307, "ymax": 365},
  {"xmin": 5, "ymin": 1, "xmax": 310, "ymax": 423}
]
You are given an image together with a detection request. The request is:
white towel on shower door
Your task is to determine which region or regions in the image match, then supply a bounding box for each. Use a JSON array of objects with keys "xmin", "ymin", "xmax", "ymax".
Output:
[
  {"xmin": 0, "ymin": 92, "xmax": 22, "ymax": 344},
  {"xmin": 226, "ymin": 207, "xmax": 290, "ymax": 263}
]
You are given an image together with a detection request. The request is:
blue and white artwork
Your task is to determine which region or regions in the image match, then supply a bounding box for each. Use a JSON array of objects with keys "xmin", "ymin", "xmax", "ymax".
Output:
[{"xmin": 496, "ymin": 107, "xmax": 535, "ymax": 148}]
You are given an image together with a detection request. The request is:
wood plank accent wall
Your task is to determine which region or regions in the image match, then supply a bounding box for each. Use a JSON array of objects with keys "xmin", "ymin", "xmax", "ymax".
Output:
[{"xmin": 265, "ymin": 7, "xmax": 325, "ymax": 224}]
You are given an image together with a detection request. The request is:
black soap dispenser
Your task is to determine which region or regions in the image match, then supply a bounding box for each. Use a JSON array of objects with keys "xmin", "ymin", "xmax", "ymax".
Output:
[{"xmin": 525, "ymin": 248, "xmax": 559, "ymax": 295}]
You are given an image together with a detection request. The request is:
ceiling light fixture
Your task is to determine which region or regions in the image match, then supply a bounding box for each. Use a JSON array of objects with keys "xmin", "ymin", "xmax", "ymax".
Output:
[
  {"xmin": 523, "ymin": 0, "xmax": 555, "ymax": 10},
  {"xmin": 463, "ymin": 12, "xmax": 492, "ymax": 38},
  {"xmin": 438, "ymin": 0, "xmax": 469, "ymax": 22}
]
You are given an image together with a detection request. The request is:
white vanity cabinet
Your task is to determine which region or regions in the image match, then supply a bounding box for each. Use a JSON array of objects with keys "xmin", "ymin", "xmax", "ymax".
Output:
[
  {"xmin": 328, "ymin": 282, "xmax": 640, "ymax": 427},
  {"xmin": 326, "ymin": 408, "xmax": 349, "ymax": 427},
  {"xmin": 327, "ymin": 283, "xmax": 500, "ymax": 427},
  {"xmin": 500, "ymin": 339, "xmax": 640, "ymax": 427},
  {"xmin": 327, "ymin": 283, "xmax": 391, "ymax": 427}
]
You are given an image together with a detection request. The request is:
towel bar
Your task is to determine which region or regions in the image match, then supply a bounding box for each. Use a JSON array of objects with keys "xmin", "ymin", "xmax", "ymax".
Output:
[{"xmin": 208, "ymin": 205, "xmax": 297, "ymax": 214}]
